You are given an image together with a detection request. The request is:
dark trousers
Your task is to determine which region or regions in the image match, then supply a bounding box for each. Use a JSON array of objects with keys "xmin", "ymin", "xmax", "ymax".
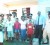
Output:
[{"xmin": 35, "ymin": 25, "xmax": 43, "ymax": 44}]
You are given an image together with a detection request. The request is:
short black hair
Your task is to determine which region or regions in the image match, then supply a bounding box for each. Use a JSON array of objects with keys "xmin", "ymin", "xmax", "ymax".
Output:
[
  {"xmin": 48, "ymin": 11, "xmax": 50, "ymax": 15},
  {"xmin": 9, "ymin": 14, "xmax": 12, "ymax": 16},
  {"xmin": 1, "ymin": 14, "xmax": 4, "ymax": 17}
]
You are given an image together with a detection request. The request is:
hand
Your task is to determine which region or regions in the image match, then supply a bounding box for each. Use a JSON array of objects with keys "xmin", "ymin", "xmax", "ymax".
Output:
[
  {"xmin": 42, "ymin": 28, "xmax": 44, "ymax": 31},
  {"xmin": 33, "ymin": 27, "xmax": 35, "ymax": 30}
]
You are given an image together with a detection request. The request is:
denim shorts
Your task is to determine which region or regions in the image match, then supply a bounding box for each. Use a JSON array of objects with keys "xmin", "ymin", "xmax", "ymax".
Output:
[
  {"xmin": 15, "ymin": 29, "xmax": 19, "ymax": 33},
  {"xmin": 7, "ymin": 31, "xmax": 14, "ymax": 37}
]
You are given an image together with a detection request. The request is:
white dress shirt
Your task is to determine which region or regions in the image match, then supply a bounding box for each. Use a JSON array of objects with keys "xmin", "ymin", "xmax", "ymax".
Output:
[{"xmin": 34, "ymin": 15, "xmax": 46, "ymax": 28}]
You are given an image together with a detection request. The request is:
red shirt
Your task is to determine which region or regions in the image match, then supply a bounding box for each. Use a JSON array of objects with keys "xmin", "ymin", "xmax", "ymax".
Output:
[
  {"xmin": 27, "ymin": 23, "xmax": 34, "ymax": 34},
  {"xmin": 14, "ymin": 21, "xmax": 21, "ymax": 30}
]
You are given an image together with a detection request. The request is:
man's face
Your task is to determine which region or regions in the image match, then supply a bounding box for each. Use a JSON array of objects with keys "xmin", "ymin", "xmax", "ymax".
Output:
[
  {"xmin": 8, "ymin": 16, "xmax": 11, "ymax": 21},
  {"xmin": 29, "ymin": 16, "xmax": 32, "ymax": 19},
  {"xmin": 16, "ymin": 18, "xmax": 18, "ymax": 22},
  {"xmin": 38, "ymin": 11, "xmax": 41, "ymax": 16}
]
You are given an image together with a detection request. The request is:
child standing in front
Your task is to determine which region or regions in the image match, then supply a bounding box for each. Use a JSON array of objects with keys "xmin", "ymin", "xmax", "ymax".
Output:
[
  {"xmin": 6, "ymin": 15, "xmax": 14, "ymax": 41},
  {"xmin": 26, "ymin": 20, "xmax": 34, "ymax": 45},
  {"xmin": 14, "ymin": 18, "xmax": 20, "ymax": 40},
  {"xmin": 20, "ymin": 16, "xmax": 27, "ymax": 42}
]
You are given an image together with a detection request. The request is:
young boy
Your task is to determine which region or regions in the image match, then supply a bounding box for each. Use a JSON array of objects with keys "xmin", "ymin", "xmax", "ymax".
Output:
[
  {"xmin": 20, "ymin": 16, "xmax": 27, "ymax": 42},
  {"xmin": 26, "ymin": 20, "xmax": 34, "ymax": 45},
  {"xmin": 14, "ymin": 18, "xmax": 20, "ymax": 40},
  {"xmin": 6, "ymin": 16, "xmax": 14, "ymax": 41}
]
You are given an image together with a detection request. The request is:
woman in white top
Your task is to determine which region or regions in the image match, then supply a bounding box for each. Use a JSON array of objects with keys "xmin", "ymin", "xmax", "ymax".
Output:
[
  {"xmin": 43, "ymin": 12, "xmax": 50, "ymax": 45},
  {"xmin": 5, "ymin": 16, "xmax": 14, "ymax": 41}
]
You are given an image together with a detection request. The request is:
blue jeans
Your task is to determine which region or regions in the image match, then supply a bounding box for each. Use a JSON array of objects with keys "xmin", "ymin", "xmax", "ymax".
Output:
[{"xmin": 21, "ymin": 29, "xmax": 26, "ymax": 40}]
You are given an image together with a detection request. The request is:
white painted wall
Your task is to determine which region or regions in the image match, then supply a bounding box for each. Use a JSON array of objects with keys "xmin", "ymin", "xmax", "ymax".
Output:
[{"xmin": 8, "ymin": 5, "xmax": 38, "ymax": 20}]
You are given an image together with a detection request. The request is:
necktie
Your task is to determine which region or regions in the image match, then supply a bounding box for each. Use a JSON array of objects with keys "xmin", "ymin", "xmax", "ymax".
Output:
[{"xmin": 38, "ymin": 16, "xmax": 40, "ymax": 25}]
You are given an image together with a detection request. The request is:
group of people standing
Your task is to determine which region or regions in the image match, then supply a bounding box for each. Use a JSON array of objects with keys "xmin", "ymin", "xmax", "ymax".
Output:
[
  {"xmin": 0, "ymin": 13, "xmax": 34, "ymax": 45},
  {"xmin": 0, "ymin": 11, "xmax": 50, "ymax": 45}
]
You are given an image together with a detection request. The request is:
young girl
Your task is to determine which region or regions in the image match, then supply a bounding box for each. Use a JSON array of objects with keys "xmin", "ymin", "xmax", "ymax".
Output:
[
  {"xmin": 14, "ymin": 18, "xmax": 20, "ymax": 40},
  {"xmin": 26, "ymin": 20, "xmax": 34, "ymax": 45}
]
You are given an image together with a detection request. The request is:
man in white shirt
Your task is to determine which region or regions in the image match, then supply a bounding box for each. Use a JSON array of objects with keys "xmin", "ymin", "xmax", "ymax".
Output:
[
  {"xmin": 34, "ymin": 11, "xmax": 46, "ymax": 45},
  {"xmin": 20, "ymin": 16, "xmax": 27, "ymax": 41},
  {"xmin": 5, "ymin": 15, "xmax": 14, "ymax": 41},
  {"xmin": 43, "ymin": 12, "xmax": 50, "ymax": 45}
]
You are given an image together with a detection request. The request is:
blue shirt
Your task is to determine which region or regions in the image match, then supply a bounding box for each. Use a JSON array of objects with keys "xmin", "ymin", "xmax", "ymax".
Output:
[{"xmin": 34, "ymin": 15, "xmax": 46, "ymax": 28}]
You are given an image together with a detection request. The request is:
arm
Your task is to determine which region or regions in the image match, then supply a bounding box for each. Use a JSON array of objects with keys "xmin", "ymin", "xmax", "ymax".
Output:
[{"xmin": 42, "ymin": 16, "xmax": 46, "ymax": 31}]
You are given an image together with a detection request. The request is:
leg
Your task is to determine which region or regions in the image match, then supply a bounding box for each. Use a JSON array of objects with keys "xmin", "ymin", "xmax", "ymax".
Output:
[
  {"xmin": 47, "ymin": 33, "xmax": 50, "ymax": 45},
  {"xmin": 38, "ymin": 25, "xmax": 42, "ymax": 44},
  {"xmin": 16, "ymin": 33, "xmax": 19, "ymax": 40},
  {"xmin": 0, "ymin": 43, "xmax": 3, "ymax": 45},
  {"xmin": 7, "ymin": 31, "xmax": 11, "ymax": 41},
  {"xmin": 11, "ymin": 31, "xmax": 14, "ymax": 41},
  {"xmin": 15, "ymin": 32, "xmax": 16, "ymax": 39},
  {"xmin": 35, "ymin": 26, "xmax": 39, "ymax": 38},
  {"xmin": 43, "ymin": 30, "xmax": 47, "ymax": 43},
  {"xmin": 39, "ymin": 29, "xmax": 43, "ymax": 44},
  {"xmin": 16, "ymin": 30, "xmax": 19, "ymax": 40},
  {"xmin": 4, "ymin": 32, "xmax": 8, "ymax": 41}
]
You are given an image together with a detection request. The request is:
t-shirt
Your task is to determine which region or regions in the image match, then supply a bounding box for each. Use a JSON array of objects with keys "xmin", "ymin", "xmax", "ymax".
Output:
[
  {"xmin": 6, "ymin": 20, "xmax": 14, "ymax": 31},
  {"xmin": 26, "ymin": 23, "xmax": 33, "ymax": 34},
  {"xmin": 14, "ymin": 21, "xmax": 21, "ymax": 30},
  {"xmin": 2, "ymin": 19, "xmax": 7, "ymax": 27},
  {"xmin": 11, "ymin": 16, "xmax": 16, "ymax": 24},
  {"xmin": 20, "ymin": 20, "xmax": 26, "ymax": 29},
  {"xmin": 0, "ymin": 23, "xmax": 4, "ymax": 30}
]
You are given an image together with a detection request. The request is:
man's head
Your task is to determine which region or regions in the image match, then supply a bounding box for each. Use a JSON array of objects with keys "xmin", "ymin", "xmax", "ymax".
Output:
[
  {"xmin": 37, "ymin": 11, "xmax": 41, "ymax": 16},
  {"xmin": 12, "ymin": 12, "xmax": 17, "ymax": 17},
  {"xmin": 48, "ymin": 12, "xmax": 50, "ymax": 19},
  {"xmin": 28, "ymin": 14, "xmax": 32, "ymax": 19},
  {"xmin": 1, "ymin": 14, "xmax": 4, "ymax": 20},
  {"xmin": 21, "ymin": 16, "xmax": 25, "ymax": 21},
  {"xmin": 16, "ymin": 18, "xmax": 18, "ymax": 22},
  {"xmin": 8, "ymin": 16, "xmax": 11, "ymax": 21}
]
